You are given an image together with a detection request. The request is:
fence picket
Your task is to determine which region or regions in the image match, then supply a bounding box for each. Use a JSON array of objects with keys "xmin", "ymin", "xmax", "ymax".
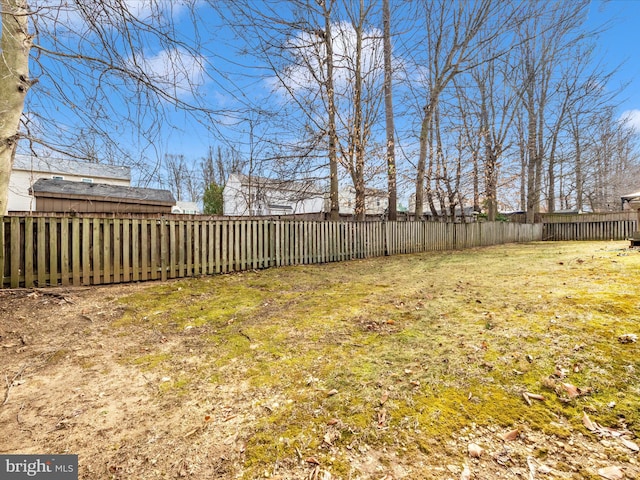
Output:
[
  {"xmin": 0, "ymin": 216, "xmax": 564, "ymax": 288},
  {"xmin": 24, "ymin": 217, "xmax": 34, "ymax": 287},
  {"xmin": 10, "ymin": 217, "xmax": 19, "ymax": 288},
  {"xmin": 71, "ymin": 218, "xmax": 80, "ymax": 285},
  {"xmin": 37, "ymin": 218, "xmax": 46, "ymax": 287}
]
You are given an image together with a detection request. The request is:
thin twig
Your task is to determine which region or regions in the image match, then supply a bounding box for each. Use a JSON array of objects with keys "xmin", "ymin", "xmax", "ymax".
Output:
[
  {"xmin": 2, "ymin": 364, "xmax": 28, "ymax": 407},
  {"xmin": 16, "ymin": 402, "xmax": 24, "ymax": 425},
  {"xmin": 238, "ymin": 330, "xmax": 251, "ymax": 343}
]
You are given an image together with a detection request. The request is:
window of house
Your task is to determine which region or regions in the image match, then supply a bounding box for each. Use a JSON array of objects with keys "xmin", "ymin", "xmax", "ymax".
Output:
[
  {"xmin": 52, "ymin": 175, "xmax": 64, "ymax": 180},
  {"xmin": 81, "ymin": 178, "xmax": 94, "ymax": 183}
]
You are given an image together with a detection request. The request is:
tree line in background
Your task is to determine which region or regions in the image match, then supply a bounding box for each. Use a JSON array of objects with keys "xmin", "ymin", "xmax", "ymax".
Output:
[
  {"xmin": 1, "ymin": 1, "xmax": 638, "ymax": 220},
  {"xmin": 218, "ymin": 0, "xmax": 639, "ymax": 222}
]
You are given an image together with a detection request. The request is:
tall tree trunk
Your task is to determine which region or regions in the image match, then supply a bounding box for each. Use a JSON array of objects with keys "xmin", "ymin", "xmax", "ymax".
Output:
[
  {"xmin": 322, "ymin": 1, "xmax": 340, "ymax": 220},
  {"xmin": 0, "ymin": 0, "xmax": 33, "ymax": 214},
  {"xmin": 352, "ymin": 0, "xmax": 366, "ymax": 221},
  {"xmin": 472, "ymin": 148, "xmax": 480, "ymax": 213},
  {"xmin": 479, "ymin": 82, "xmax": 498, "ymax": 221},
  {"xmin": 575, "ymin": 135, "xmax": 583, "ymax": 211},
  {"xmin": 485, "ymin": 150, "xmax": 499, "ymax": 221},
  {"xmin": 415, "ymin": 108, "xmax": 429, "ymax": 218},
  {"xmin": 525, "ymin": 108, "xmax": 538, "ymax": 222},
  {"xmin": 382, "ymin": 0, "xmax": 397, "ymax": 220}
]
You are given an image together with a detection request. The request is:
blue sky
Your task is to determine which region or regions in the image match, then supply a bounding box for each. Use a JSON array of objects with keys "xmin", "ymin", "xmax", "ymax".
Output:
[
  {"xmin": 586, "ymin": 0, "xmax": 640, "ymax": 128},
  {"xmin": 19, "ymin": 0, "xmax": 640, "ymax": 191},
  {"xmin": 162, "ymin": 0, "xmax": 640, "ymax": 162}
]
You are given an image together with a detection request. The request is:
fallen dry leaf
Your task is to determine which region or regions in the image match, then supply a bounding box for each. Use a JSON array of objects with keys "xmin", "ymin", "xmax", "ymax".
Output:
[
  {"xmin": 327, "ymin": 389, "xmax": 339, "ymax": 397},
  {"xmin": 468, "ymin": 443, "xmax": 483, "ymax": 458},
  {"xmin": 305, "ymin": 457, "xmax": 320, "ymax": 465},
  {"xmin": 618, "ymin": 333, "xmax": 637, "ymax": 344},
  {"xmin": 597, "ymin": 465, "xmax": 624, "ymax": 480},
  {"xmin": 460, "ymin": 464, "xmax": 471, "ymax": 480},
  {"xmin": 380, "ymin": 392, "xmax": 389, "ymax": 405},
  {"xmin": 583, "ymin": 412, "xmax": 597, "ymax": 432},
  {"xmin": 377, "ymin": 408, "xmax": 387, "ymax": 427},
  {"xmin": 525, "ymin": 392, "xmax": 545, "ymax": 401},
  {"xmin": 554, "ymin": 367, "xmax": 569, "ymax": 379},
  {"xmin": 561, "ymin": 382, "xmax": 580, "ymax": 398},
  {"xmin": 621, "ymin": 438, "xmax": 640, "ymax": 452},
  {"xmin": 501, "ymin": 428, "xmax": 519, "ymax": 441}
]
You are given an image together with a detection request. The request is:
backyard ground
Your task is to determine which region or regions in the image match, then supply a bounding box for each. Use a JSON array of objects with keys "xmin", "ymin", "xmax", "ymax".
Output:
[{"xmin": 0, "ymin": 241, "xmax": 639, "ymax": 480}]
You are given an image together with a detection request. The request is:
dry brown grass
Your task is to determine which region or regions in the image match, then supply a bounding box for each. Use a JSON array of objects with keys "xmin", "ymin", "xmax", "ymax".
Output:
[{"xmin": 1, "ymin": 241, "xmax": 639, "ymax": 479}]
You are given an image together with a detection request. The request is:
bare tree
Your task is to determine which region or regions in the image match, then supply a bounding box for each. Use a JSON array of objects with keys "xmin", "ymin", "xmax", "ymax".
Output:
[
  {"xmin": 382, "ymin": 0, "xmax": 397, "ymax": 220},
  {"xmin": 0, "ymin": 0, "xmax": 215, "ymax": 213},
  {"xmin": 0, "ymin": 0, "xmax": 31, "ymax": 214},
  {"xmin": 511, "ymin": 0, "xmax": 590, "ymax": 222},
  {"xmin": 472, "ymin": 51, "xmax": 521, "ymax": 221},
  {"xmin": 411, "ymin": 0, "xmax": 510, "ymax": 217},
  {"xmin": 582, "ymin": 110, "xmax": 639, "ymax": 212}
]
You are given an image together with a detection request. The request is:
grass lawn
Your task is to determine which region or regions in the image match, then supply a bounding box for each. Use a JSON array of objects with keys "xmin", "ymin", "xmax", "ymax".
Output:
[
  {"xmin": 1, "ymin": 241, "xmax": 639, "ymax": 479},
  {"xmin": 115, "ymin": 241, "xmax": 640, "ymax": 479}
]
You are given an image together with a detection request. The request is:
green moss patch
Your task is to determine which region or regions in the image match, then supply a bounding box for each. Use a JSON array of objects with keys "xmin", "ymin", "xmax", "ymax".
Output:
[{"xmin": 112, "ymin": 241, "xmax": 640, "ymax": 478}]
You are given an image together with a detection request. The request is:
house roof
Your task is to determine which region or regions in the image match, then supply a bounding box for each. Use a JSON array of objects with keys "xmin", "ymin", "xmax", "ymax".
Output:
[
  {"xmin": 30, "ymin": 178, "xmax": 175, "ymax": 205},
  {"xmin": 621, "ymin": 191, "xmax": 640, "ymax": 202},
  {"xmin": 14, "ymin": 154, "xmax": 131, "ymax": 181},
  {"xmin": 229, "ymin": 173, "xmax": 325, "ymax": 196},
  {"xmin": 340, "ymin": 186, "xmax": 387, "ymax": 198}
]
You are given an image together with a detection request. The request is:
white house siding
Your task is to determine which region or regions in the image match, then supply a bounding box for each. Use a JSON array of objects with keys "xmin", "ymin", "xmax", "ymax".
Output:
[
  {"xmin": 223, "ymin": 173, "xmax": 325, "ymax": 216},
  {"xmin": 9, "ymin": 155, "xmax": 131, "ymax": 212},
  {"xmin": 338, "ymin": 187, "xmax": 388, "ymax": 215}
]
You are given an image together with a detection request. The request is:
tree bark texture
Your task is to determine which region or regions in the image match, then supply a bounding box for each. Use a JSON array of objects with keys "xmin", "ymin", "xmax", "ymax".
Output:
[
  {"xmin": 382, "ymin": 0, "xmax": 397, "ymax": 220},
  {"xmin": 322, "ymin": 0, "xmax": 340, "ymax": 221},
  {"xmin": 0, "ymin": 0, "xmax": 32, "ymax": 214}
]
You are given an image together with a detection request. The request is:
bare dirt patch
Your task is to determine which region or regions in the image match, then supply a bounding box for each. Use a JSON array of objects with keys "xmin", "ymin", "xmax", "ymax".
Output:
[{"xmin": 1, "ymin": 242, "xmax": 639, "ymax": 479}]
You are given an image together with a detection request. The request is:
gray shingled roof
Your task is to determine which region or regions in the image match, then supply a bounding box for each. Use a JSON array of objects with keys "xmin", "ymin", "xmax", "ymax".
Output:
[
  {"xmin": 30, "ymin": 179, "xmax": 175, "ymax": 204},
  {"xmin": 14, "ymin": 154, "xmax": 131, "ymax": 181}
]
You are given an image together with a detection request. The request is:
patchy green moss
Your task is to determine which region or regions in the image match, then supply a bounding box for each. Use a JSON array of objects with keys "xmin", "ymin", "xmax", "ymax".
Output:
[
  {"xmin": 110, "ymin": 241, "xmax": 640, "ymax": 477},
  {"xmin": 127, "ymin": 352, "xmax": 171, "ymax": 371}
]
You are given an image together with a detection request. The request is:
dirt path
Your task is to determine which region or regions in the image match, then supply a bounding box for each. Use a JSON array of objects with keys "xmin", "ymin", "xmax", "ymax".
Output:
[{"xmin": 0, "ymin": 285, "xmax": 246, "ymax": 479}]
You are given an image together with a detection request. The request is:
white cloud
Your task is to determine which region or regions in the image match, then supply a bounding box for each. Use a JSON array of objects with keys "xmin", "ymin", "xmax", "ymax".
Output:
[
  {"xmin": 620, "ymin": 109, "xmax": 640, "ymax": 132},
  {"xmin": 134, "ymin": 47, "xmax": 206, "ymax": 99},
  {"xmin": 269, "ymin": 21, "xmax": 386, "ymax": 98},
  {"xmin": 31, "ymin": 1, "xmax": 189, "ymax": 33}
]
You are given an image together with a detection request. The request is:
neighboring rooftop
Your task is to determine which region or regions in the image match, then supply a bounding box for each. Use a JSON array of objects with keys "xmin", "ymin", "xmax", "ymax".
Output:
[
  {"xmin": 621, "ymin": 191, "xmax": 640, "ymax": 202},
  {"xmin": 14, "ymin": 154, "xmax": 131, "ymax": 181},
  {"xmin": 229, "ymin": 173, "xmax": 325, "ymax": 196},
  {"xmin": 30, "ymin": 178, "xmax": 174, "ymax": 205}
]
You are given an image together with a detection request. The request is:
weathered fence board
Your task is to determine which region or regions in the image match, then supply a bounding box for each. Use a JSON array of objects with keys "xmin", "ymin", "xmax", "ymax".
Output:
[
  {"xmin": 543, "ymin": 220, "xmax": 637, "ymax": 241},
  {"xmin": 1, "ymin": 216, "xmax": 543, "ymax": 288}
]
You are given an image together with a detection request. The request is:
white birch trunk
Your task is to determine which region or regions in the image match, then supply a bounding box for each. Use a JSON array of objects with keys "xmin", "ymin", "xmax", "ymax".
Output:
[{"xmin": 0, "ymin": 0, "xmax": 32, "ymax": 214}]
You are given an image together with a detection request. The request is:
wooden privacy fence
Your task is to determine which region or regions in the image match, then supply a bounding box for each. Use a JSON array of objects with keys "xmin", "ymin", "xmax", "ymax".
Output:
[
  {"xmin": 1, "ymin": 216, "xmax": 542, "ymax": 289},
  {"xmin": 543, "ymin": 220, "xmax": 637, "ymax": 241}
]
